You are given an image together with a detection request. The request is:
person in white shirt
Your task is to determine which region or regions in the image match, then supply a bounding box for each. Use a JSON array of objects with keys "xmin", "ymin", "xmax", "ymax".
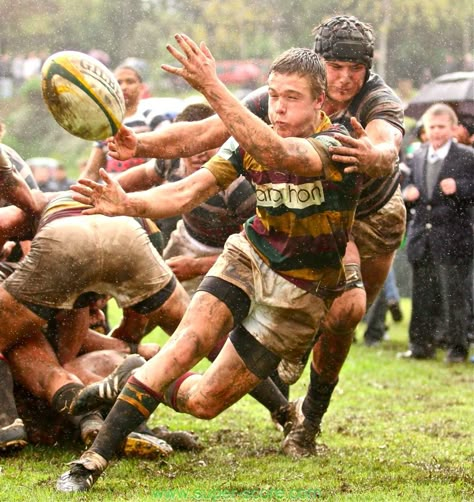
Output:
[{"xmin": 400, "ymin": 103, "xmax": 474, "ymax": 363}]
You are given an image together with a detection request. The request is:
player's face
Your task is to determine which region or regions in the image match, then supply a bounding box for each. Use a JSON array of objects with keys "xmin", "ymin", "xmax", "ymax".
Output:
[
  {"xmin": 425, "ymin": 113, "xmax": 457, "ymax": 150},
  {"xmin": 267, "ymin": 72, "xmax": 324, "ymax": 138},
  {"xmin": 182, "ymin": 147, "xmax": 220, "ymax": 176},
  {"xmin": 324, "ymin": 60, "xmax": 366, "ymax": 106},
  {"xmin": 115, "ymin": 68, "xmax": 143, "ymax": 110}
]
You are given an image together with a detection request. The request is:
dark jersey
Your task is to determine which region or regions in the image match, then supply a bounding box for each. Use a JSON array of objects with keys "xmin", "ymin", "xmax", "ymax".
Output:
[
  {"xmin": 154, "ymin": 158, "xmax": 255, "ymax": 248},
  {"xmin": 1, "ymin": 144, "xmax": 38, "ymax": 203},
  {"xmin": 243, "ymin": 72, "xmax": 405, "ymax": 218}
]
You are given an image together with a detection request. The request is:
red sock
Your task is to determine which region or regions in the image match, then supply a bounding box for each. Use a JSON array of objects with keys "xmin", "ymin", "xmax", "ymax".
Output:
[{"xmin": 164, "ymin": 372, "xmax": 196, "ymax": 411}]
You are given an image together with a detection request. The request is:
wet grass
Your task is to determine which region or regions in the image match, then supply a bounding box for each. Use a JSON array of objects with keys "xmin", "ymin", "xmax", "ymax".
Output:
[{"xmin": 1, "ymin": 299, "xmax": 473, "ymax": 501}]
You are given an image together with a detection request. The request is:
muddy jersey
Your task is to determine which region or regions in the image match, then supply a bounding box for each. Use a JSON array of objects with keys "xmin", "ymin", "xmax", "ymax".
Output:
[
  {"xmin": 243, "ymin": 72, "xmax": 404, "ymax": 218},
  {"xmin": 154, "ymin": 159, "xmax": 256, "ymax": 248},
  {"xmin": 0, "ymin": 144, "xmax": 38, "ymax": 207},
  {"xmin": 204, "ymin": 113, "xmax": 362, "ymax": 295}
]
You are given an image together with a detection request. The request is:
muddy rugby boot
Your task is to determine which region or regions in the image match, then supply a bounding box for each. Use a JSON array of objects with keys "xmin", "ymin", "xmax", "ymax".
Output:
[{"xmin": 71, "ymin": 354, "xmax": 146, "ymax": 415}]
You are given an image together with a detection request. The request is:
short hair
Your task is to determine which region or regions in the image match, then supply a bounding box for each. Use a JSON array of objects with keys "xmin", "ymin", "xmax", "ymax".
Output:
[
  {"xmin": 175, "ymin": 103, "xmax": 215, "ymax": 123},
  {"xmin": 422, "ymin": 103, "xmax": 458, "ymax": 128},
  {"xmin": 113, "ymin": 65, "xmax": 143, "ymax": 82},
  {"xmin": 269, "ymin": 48, "xmax": 326, "ymax": 98}
]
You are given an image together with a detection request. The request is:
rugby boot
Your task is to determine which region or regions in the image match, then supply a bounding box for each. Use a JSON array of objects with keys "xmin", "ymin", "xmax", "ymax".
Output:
[
  {"xmin": 121, "ymin": 431, "xmax": 173, "ymax": 458},
  {"xmin": 70, "ymin": 354, "xmax": 146, "ymax": 415},
  {"xmin": 56, "ymin": 450, "xmax": 108, "ymax": 492},
  {"xmin": 0, "ymin": 418, "xmax": 28, "ymax": 454},
  {"xmin": 151, "ymin": 425, "xmax": 202, "ymax": 451},
  {"xmin": 270, "ymin": 404, "xmax": 290, "ymax": 432},
  {"xmin": 0, "ymin": 356, "xmax": 27, "ymax": 454},
  {"xmin": 281, "ymin": 398, "xmax": 321, "ymax": 458}
]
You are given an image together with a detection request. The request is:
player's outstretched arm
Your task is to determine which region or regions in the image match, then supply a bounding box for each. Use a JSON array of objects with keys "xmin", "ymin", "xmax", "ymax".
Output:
[
  {"xmin": 162, "ymin": 34, "xmax": 323, "ymax": 177},
  {"xmin": 108, "ymin": 116, "xmax": 229, "ymax": 161},
  {"xmin": 71, "ymin": 167, "xmax": 220, "ymax": 220},
  {"xmin": 71, "ymin": 169, "xmax": 130, "ymax": 216}
]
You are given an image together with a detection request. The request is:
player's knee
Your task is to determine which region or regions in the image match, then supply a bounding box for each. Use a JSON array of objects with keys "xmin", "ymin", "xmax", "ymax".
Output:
[
  {"xmin": 324, "ymin": 293, "xmax": 366, "ymax": 335},
  {"xmin": 187, "ymin": 398, "xmax": 221, "ymax": 420}
]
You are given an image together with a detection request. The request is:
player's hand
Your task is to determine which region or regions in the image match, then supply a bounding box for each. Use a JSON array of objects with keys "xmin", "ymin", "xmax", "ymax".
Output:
[
  {"xmin": 107, "ymin": 126, "xmax": 138, "ymax": 160},
  {"xmin": 440, "ymin": 177, "xmax": 456, "ymax": 195},
  {"xmin": 71, "ymin": 168, "xmax": 129, "ymax": 216},
  {"xmin": 165, "ymin": 255, "xmax": 199, "ymax": 281},
  {"xmin": 330, "ymin": 117, "xmax": 380, "ymax": 175},
  {"xmin": 161, "ymin": 33, "xmax": 218, "ymax": 93}
]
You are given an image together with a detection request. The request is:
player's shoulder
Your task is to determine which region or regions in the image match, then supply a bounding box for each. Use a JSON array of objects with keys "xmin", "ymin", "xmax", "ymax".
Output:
[
  {"xmin": 363, "ymin": 72, "xmax": 398, "ymax": 97},
  {"xmin": 311, "ymin": 123, "xmax": 349, "ymax": 148}
]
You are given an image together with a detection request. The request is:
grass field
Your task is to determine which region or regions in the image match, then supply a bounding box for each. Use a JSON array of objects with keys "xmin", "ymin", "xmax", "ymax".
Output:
[{"xmin": 0, "ymin": 299, "xmax": 473, "ymax": 501}]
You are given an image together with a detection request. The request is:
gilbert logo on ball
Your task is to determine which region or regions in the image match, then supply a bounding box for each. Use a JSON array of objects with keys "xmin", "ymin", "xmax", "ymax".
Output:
[{"xmin": 41, "ymin": 51, "xmax": 125, "ymax": 141}]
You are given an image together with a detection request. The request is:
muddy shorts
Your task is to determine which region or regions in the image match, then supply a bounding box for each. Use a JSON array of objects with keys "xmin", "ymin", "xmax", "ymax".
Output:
[
  {"xmin": 352, "ymin": 186, "xmax": 406, "ymax": 260},
  {"xmin": 3, "ymin": 215, "xmax": 173, "ymax": 309},
  {"xmin": 163, "ymin": 220, "xmax": 223, "ymax": 296},
  {"xmin": 206, "ymin": 232, "xmax": 331, "ymax": 363}
]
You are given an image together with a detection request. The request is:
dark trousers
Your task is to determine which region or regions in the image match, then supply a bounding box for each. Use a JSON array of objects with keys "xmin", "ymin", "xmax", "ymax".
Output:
[
  {"xmin": 363, "ymin": 292, "xmax": 387, "ymax": 344},
  {"xmin": 409, "ymin": 247, "xmax": 470, "ymax": 356}
]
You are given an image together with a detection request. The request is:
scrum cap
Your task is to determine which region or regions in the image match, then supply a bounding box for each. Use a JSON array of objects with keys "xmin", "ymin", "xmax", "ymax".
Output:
[{"xmin": 313, "ymin": 16, "xmax": 374, "ymax": 69}]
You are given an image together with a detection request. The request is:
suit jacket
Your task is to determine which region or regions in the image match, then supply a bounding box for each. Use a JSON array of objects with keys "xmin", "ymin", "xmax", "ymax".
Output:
[{"xmin": 405, "ymin": 141, "xmax": 474, "ymax": 265}]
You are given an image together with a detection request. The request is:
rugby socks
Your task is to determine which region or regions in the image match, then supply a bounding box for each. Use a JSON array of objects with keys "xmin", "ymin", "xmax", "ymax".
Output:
[
  {"xmin": 269, "ymin": 369, "xmax": 290, "ymax": 399},
  {"xmin": 249, "ymin": 378, "xmax": 289, "ymax": 426},
  {"xmin": 302, "ymin": 365, "xmax": 338, "ymax": 426},
  {"xmin": 51, "ymin": 382, "xmax": 85, "ymax": 415},
  {"xmin": 163, "ymin": 372, "xmax": 195, "ymax": 411},
  {"xmin": 89, "ymin": 375, "xmax": 163, "ymax": 461},
  {"xmin": 0, "ymin": 355, "xmax": 20, "ymax": 427}
]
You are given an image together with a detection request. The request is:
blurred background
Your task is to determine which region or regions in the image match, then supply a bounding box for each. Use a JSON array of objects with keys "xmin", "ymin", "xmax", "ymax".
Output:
[{"xmin": 0, "ymin": 0, "xmax": 472, "ymax": 174}]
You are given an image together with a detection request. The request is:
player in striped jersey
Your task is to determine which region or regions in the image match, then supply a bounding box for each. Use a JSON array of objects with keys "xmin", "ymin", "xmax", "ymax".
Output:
[
  {"xmin": 56, "ymin": 39, "xmax": 371, "ymax": 491},
  {"xmin": 106, "ymin": 16, "xmax": 406, "ymax": 457}
]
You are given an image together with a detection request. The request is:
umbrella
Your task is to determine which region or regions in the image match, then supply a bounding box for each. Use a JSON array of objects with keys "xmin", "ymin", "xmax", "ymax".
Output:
[{"xmin": 405, "ymin": 71, "xmax": 474, "ymax": 119}]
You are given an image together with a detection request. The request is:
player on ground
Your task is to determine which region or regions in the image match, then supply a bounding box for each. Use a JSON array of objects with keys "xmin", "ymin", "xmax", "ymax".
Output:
[{"xmin": 0, "ymin": 191, "xmax": 190, "ymax": 456}]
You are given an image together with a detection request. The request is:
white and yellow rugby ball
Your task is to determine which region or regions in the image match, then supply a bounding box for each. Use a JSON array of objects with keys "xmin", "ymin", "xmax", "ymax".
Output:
[{"xmin": 41, "ymin": 51, "xmax": 125, "ymax": 141}]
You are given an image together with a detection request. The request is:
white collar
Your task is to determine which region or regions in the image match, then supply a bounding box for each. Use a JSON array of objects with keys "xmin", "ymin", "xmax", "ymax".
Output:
[{"xmin": 428, "ymin": 140, "xmax": 452, "ymax": 162}]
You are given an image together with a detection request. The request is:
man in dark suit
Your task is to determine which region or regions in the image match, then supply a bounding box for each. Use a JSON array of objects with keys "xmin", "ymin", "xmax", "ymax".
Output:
[{"xmin": 401, "ymin": 103, "xmax": 474, "ymax": 362}]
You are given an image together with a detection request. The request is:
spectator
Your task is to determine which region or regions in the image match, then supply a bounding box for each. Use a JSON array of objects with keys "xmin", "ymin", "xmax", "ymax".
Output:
[
  {"xmin": 51, "ymin": 164, "xmax": 74, "ymax": 192},
  {"xmin": 26, "ymin": 157, "xmax": 59, "ymax": 192},
  {"xmin": 456, "ymin": 115, "xmax": 474, "ymax": 147},
  {"xmin": 22, "ymin": 51, "xmax": 42, "ymax": 80},
  {"xmin": 400, "ymin": 103, "xmax": 474, "ymax": 362},
  {"xmin": 0, "ymin": 54, "xmax": 13, "ymax": 99},
  {"xmin": 364, "ymin": 266, "xmax": 403, "ymax": 346}
]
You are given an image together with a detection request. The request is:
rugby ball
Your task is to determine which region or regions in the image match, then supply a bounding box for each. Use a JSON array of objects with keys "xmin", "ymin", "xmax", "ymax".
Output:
[{"xmin": 41, "ymin": 51, "xmax": 125, "ymax": 141}]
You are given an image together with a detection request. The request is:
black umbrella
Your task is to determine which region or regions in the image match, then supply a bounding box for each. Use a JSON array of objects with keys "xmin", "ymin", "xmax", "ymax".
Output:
[{"xmin": 405, "ymin": 71, "xmax": 474, "ymax": 119}]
